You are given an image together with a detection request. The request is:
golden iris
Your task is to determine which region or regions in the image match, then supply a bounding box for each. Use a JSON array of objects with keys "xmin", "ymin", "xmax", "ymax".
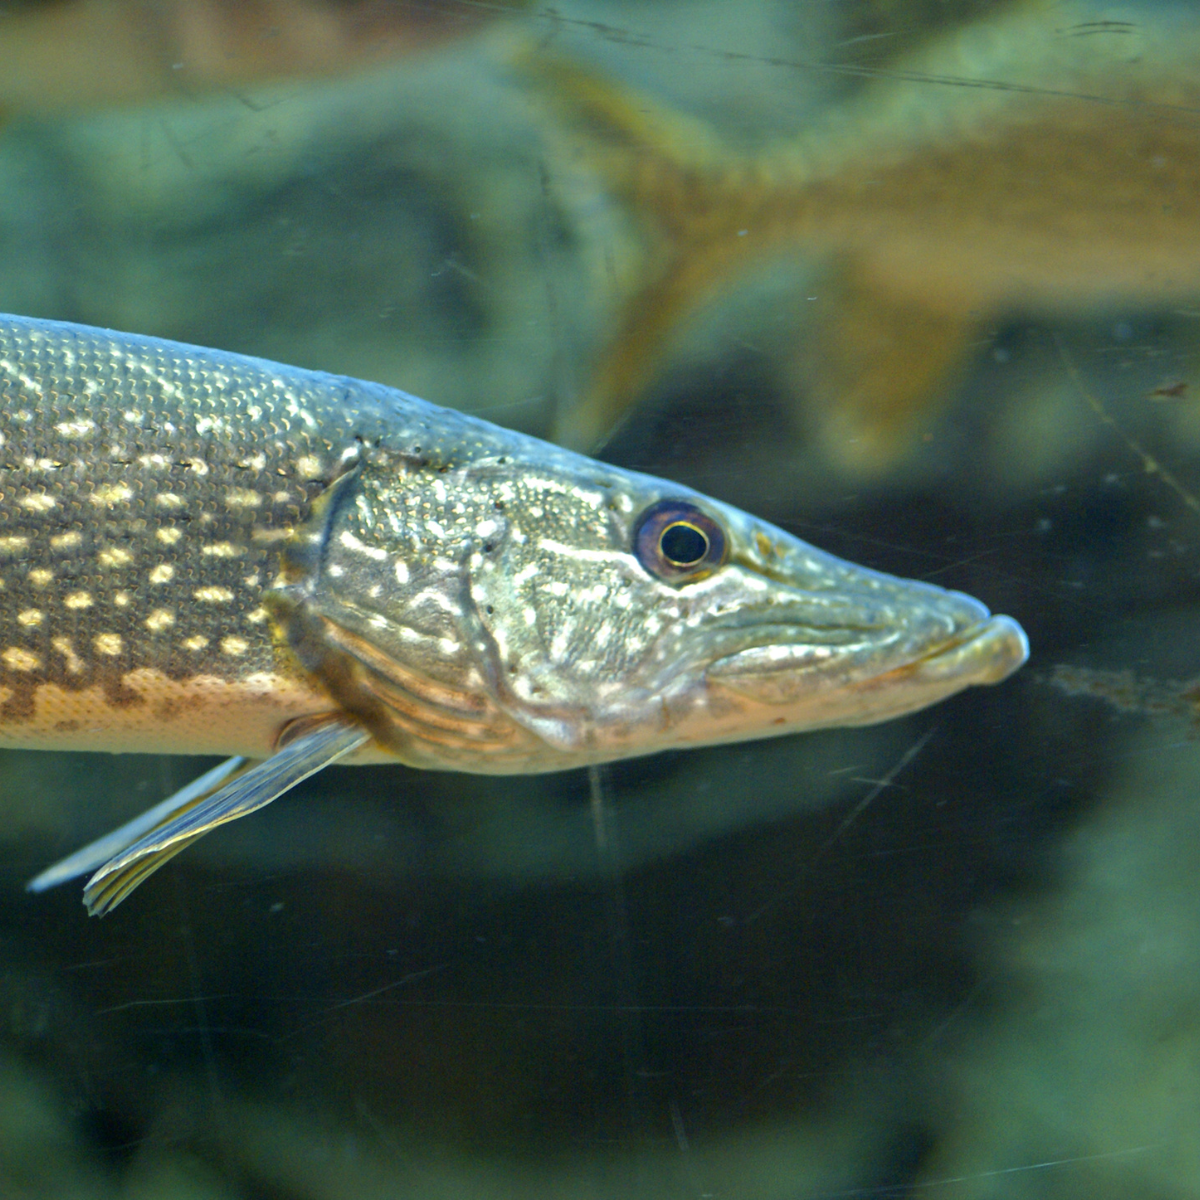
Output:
[{"xmin": 633, "ymin": 500, "xmax": 727, "ymax": 583}]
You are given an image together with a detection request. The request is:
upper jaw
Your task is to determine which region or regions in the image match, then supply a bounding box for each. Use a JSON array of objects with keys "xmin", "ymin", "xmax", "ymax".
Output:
[{"xmin": 700, "ymin": 572, "xmax": 1028, "ymax": 709}]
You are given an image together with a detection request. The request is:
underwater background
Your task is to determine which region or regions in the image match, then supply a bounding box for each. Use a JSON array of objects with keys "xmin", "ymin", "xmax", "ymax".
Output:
[{"xmin": 2, "ymin": 0, "xmax": 1200, "ymax": 1196}]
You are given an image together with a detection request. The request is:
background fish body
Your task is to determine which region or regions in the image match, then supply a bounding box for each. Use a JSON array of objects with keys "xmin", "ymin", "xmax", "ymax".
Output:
[
  {"xmin": 0, "ymin": 313, "xmax": 1025, "ymax": 775},
  {"xmin": 525, "ymin": 0, "xmax": 1200, "ymax": 466}
]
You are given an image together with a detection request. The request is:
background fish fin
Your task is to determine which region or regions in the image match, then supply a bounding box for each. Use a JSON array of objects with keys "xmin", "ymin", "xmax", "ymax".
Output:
[
  {"xmin": 787, "ymin": 264, "xmax": 980, "ymax": 474},
  {"xmin": 514, "ymin": 47, "xmax": 728, "ymax": 223},
  {"xmin": 516, "ymin": 49, "xmax": 797, "ymax": 452},
  {"xmin": 81, "ymin": 716, "xmax": 369, "ymax": 916},
  {"xmin": 555, "ymin": 250, "xmax": 745, "ymax": 451}
]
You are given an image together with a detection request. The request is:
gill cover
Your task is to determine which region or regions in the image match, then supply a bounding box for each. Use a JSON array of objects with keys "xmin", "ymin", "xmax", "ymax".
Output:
[{"xmin": 264, "ymin": 450, "xmax": 540, "ymax": 770}]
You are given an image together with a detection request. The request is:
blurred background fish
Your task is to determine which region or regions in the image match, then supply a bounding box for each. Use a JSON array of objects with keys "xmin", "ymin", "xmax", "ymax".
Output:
[
  {"xmin": 519, "ymin": 0, "xmax": 1200, "ymax": 474},
  {"xmin": 0, "ymin": 0, "xmax": 526, "ymax": 114}
]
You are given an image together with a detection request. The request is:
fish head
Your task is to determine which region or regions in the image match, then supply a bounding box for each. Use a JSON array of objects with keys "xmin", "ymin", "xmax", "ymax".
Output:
[{"xmin": 266, "ymin": 435, "xmax": 1028, "ymax": 771}]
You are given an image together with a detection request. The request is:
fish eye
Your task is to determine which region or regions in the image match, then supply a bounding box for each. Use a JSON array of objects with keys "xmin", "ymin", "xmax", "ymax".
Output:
[{"xmin": 634, "ymin": 500, "xmax": 728, "ymax": 583}]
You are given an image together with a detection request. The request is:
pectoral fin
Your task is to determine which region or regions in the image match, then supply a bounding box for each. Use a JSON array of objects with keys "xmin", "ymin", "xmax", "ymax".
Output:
[
  {"xmin": 29, "ymin": 715, "xmax": 369, "ymax": 916},
  {"xmin": 27, "ymin": 754, "xmax": 251, "ymax": 893}
]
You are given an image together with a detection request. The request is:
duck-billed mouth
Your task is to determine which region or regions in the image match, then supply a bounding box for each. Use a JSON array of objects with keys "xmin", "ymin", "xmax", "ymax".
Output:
[
  {"xmin": 897, "ymin": 614, "xmax": 1028, "ymax": 684},
  {"xmin": 704, "ymin": 613, "xmax": 1028, "ymax": 707}
]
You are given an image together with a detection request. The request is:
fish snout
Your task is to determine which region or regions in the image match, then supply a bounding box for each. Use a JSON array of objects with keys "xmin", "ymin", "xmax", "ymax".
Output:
[{"xmin": 702, "ymin": 558, "xmax": 1028, "ymax": 726}]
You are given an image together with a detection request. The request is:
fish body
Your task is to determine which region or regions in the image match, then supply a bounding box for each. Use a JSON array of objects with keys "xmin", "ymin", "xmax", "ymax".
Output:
[
  {"xmin": 523, "ymin": 1, "xmax": 1200, "ymax": 465},
  {"xmin": 0, "ymin": 314, "xmax": 526, "ymax": 764},
  {"xmin": 3, "ymin": 314, "xmax": 1027, "ymax": 908},
  {"xmin": 0, "ymin": 0, "xmax": 525, "ymax": 116}
]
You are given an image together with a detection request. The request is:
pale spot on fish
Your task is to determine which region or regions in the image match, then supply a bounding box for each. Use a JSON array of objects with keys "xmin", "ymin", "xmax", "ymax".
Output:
[
  {"xmin": 195, "ymin": 586, "xmax": 234, "ymax": 603},
  {"xmin": 221, "ymin": 636, "xmax": 249, "ymax": 657},
  {"xmin": 17, "ymin": 609, "xmax": 43, "ymax": 627},
  {"xmin": 54, "ymin": 419, "xmax": 95, "ymax": 438},
  {"xmin": 339, "ymin": 531, "xmax": 387, "ymax": 561},
  {"xmin": 394, "ymin": 560, "xmax": 410, "ymax": 584},
  {"xmin": 295, "ymin": 455, "xmax": 324, "ymax": 479},
  {"xmin": 113, "ymin": 592, "xmax": 132, "ymax": 608},
  {"xmin": 156, "ymin": 528, "xmax": 183, "ymax": 546},
  {"xmin": 94, "ymin": 633, "xmax": 123, "ymax": 656},
  {"xmin": 49, "ymin": 532, "xmax": 81, "ymax": 550},
  {"xmin": 3, "ymin": 646, "xmax": 41, "ymax": 671},
  {"xmin": 145, "ymin": 609, "xmax": 175, "ymax": 632},
  {"xmin": 225, "ymin": 488, "xmax": 261, "ymax": 509},
  {"xmin": 27, "ymin": 568, "xmax": 54, "ymax": 588},
  {"xmin": 409, "ymin": 590, "xmax": 461, "ymax": 616},
  {"xmin": 63, "ymin": 591, "xmax": 93, "ymax": 610},
  {"xmin": 149, "ymin": 564, "xmax": 174, "ymax": 584},
  {"xmin": 19, "ymin": 494, "xmax": 56, "ymax": 513},
  {"xmin": 0, "ymin": 536, "xmax": 29, "ymax": 553},
  {"xmin": 201, "ymin": 542, "xmax": 244, "ymax": 558},
  {"xmin": 537, "ymin": 539, "xmax": 629, "ymax": 565},
  {"xmin": 251, "ymin": 527, "xmax": 291, "ymax": 544},
  {"xmin": 89, "ymin": 483, "xmax": 133, "ymax": 507},
  {"xmin": 97, "ymin": 547, "xmax": 134, "ymax": 568},
  {"xmin": 155, "ymin": 493, "xmax": 184, "ymax": 509},
  {"xmin": 52, "ymin": 637, "xmax": 83, "ymax": 674},
  {"xmin": 183, "ymin": 635, "xmax": 209, "ymax": 651}
]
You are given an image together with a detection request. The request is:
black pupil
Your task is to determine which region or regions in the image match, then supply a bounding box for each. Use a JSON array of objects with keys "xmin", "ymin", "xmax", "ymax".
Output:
[{"xmin": 660, "ymin": 522, "xmax": 709, "ymax": 566}]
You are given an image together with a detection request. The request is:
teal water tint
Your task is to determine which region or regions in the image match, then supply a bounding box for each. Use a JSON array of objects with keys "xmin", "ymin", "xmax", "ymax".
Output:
[{"xmin": 0, "ymin": 1, "xmax": 1198, "ymax": 1196}]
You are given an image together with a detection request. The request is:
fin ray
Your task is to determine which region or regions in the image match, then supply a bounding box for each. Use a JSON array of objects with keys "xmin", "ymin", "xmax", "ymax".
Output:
[
  {"xmin": 80, "ymin": 716, "xmax": 368, "ymax": 916},
  {"xmin": 27, "ymin": 755, "xmax": 249, "ymax": 893}
]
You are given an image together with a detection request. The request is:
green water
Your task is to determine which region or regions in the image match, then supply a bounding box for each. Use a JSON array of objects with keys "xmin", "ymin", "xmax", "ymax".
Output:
[{"xmin": 2, "ymin": 1, "xmax": 1199, "ymax": 1196}]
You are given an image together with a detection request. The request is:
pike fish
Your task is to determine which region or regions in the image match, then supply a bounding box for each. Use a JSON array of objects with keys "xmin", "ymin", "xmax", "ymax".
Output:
[
  {"xmin": 520, "ymin": 1, "xmax": 1200, "ymax": 468},
  {"xmin": 4, "ymin": 314, "xmax": 1026, "ymax": 913}
]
